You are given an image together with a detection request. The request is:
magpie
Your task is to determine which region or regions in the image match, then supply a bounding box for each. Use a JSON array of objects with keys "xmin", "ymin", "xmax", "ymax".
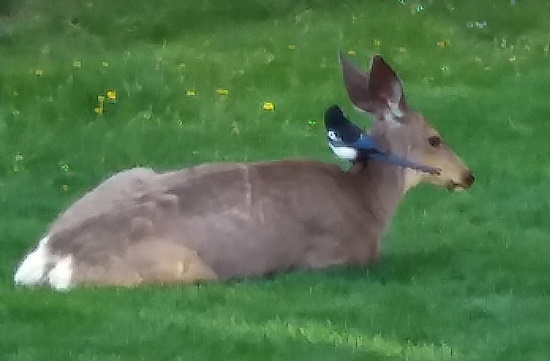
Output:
[{"xmin": 324, "ymin": 105, "xmax": 440, "ymax": 174}]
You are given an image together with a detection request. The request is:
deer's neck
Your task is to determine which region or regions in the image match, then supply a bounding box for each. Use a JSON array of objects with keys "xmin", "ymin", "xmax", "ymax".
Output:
[
  {"xmin": 349, "ymin": 161, "xmax": 405, "ymax": 230},
  {"xmin": 347, "ymin": 128, "xmax": 411, "ymax": 233}
]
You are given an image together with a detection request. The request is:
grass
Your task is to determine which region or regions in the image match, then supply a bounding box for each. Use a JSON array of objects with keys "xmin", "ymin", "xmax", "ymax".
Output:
[{"xmin": 1, "ymin": 0, "xmax": 550, "ymax": 360}]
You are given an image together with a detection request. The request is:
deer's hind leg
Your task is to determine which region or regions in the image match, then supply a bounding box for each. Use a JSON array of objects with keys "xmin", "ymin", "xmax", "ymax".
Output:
[{"xmin": 72, "ymin": 239, "xmax": 218, "ymax": 287}]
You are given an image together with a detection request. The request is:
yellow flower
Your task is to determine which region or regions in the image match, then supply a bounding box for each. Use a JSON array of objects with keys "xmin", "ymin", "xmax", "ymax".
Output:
[
  {"xmin": 216, "ymin": 89, "xmax": 229, "ymax": 96},
  {"xmin": 373, "ymin": 39, "xmax": 381, "ymax": 47},
  {"xmin": 106, "ymin": 90, "xmax": 117, "ymax": 100},
  {"xmin": 98, "ymin": 95, "xmax": 105, "ymax": 103},
  {"xmin": 347, "ymin": 49, "xmax": 356, "ymax": 56},
  {"xmin": 94, "ymin": 105, "xmax": 104, "ymax": 115},
  {"xmin": 61, "ymin": 184, "xmax": 69, "ymax": 192},
  {"xmin": 186, "ymin": 90, "xmax": 196, "ymax": 96},
  {"xmin": 35, "ymin": 69, "xmax": 43, "ymax": 76},
  {"xmin": 262, "ymin": 102, "xmax": 275, "ymax": 111},
  {"xmin": 436, "ymin": 40, "xmax": 450, "ymax": 47}
]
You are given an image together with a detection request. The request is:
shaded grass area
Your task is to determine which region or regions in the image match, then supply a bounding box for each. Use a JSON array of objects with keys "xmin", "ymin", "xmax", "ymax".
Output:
[{"xmin": 1, "ymin": 0, "xmax": 550, "ymax": 360}]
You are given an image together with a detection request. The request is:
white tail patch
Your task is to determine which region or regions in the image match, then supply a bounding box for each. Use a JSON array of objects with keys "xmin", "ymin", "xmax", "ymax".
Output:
[
  {"xmin": 14, "ymin": 236, "xmax": 52, "ymax": 287},
  {"xmin": 48, "ymin": 255, "xmax": 73, "ymax": 291},
  {"xmin": 14, "ymin": 235, "xmax": 74, "ymax": 290}
]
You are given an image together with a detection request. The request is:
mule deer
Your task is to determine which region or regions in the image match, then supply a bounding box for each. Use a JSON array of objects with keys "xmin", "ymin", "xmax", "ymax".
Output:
[{"xmin": 14, "ymin": 54, "xmax": 474, "ymax": 290}]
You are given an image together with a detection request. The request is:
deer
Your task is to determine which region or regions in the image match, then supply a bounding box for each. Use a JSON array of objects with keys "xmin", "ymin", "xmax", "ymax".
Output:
[{"xmin": 14, "ymin": 54, "xmax": 474, "ymax": 290}]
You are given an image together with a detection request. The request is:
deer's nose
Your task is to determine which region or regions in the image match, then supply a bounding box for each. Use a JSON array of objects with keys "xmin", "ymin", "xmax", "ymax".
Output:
[{"xmin": 463, "ymin": 171, "xmax": 475, "ymax": 188}]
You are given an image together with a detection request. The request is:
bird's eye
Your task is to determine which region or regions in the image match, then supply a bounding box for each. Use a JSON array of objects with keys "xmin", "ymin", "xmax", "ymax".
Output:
[{"xmin": 428, "ymin": 135, "xmax": 441, "ymax": 148}]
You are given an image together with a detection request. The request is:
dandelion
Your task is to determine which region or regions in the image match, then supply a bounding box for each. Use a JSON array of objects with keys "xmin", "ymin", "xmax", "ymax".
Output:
[
  {"xmin": 106, "ymin": 90, "xmax": 117, "ymax": 101},
  {"xmin": 95, "ymin": 105, "xmax": 104, "ymax": 115},
  {"xmin": 373, "ymin": 39, "xmax": 381, "ymax": 47},
  {"xmin": 35, "ymin": 69, "xmax": 43, "ymax": 76},
  {"xmin": 216, "ymin": 89, "xmax": 229, "ymax": 96},
  {"xmin": 61, "ymin": 184, "xmax": 70, "ymax": 192},
  {"xmin": 262, "ymin": 102, "xmax": 275, "ymax": 111},
  {"xmin": 436, "ymin": 40, "xmax": 449, "ymax": 47},
  {"xmin": 347, "ymin": 49, "xmax": 356, "ymax": 56},
  {"xmin": 186, "ymin": 90, "xmax": 196, "ymax": 96}
]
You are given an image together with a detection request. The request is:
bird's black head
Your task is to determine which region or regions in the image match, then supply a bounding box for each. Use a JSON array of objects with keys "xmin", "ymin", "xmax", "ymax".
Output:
[{"xmin": 324, "ymin": 105, "xmax": 345, "ymax": 130}]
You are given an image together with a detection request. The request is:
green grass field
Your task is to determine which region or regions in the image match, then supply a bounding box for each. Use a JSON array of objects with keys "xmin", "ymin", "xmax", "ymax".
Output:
[{"xmin": 2, "ymin": 0, "xmax": 550, "ymax": 360}]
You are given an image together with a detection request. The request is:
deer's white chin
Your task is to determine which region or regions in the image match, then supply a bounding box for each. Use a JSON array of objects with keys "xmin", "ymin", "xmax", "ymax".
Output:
[
  {"xmin": 446, "ymin": 181, "xmax": 467, "ymax": 191},
  {"xmin": 402, "ymin": 168, "xmax": 423, "ymax": 193}
]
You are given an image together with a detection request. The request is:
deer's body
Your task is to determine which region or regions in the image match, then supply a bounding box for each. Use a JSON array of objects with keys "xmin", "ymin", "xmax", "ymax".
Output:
[{"xmin": 14, "ymin": 54, "xmax": 474, "ymax": 290}]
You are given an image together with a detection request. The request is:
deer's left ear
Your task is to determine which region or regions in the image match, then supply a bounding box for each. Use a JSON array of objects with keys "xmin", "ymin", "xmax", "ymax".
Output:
[
  {"xmin": 367, "ymin": 55, "xmax": 409, "ymax": 121},
  {"xmin": 339, "ymin": 52, "xmax": 372, "ymax": 112}
]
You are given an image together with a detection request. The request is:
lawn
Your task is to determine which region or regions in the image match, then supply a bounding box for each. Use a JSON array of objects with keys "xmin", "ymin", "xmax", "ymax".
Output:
[{"xmin": 1, "ymin": 0, "xmax": 550, "ymax": 360}]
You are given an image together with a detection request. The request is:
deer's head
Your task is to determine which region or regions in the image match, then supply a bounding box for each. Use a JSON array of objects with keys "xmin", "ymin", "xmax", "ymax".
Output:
[{"xmin": 340, "ymin": 54, "xmax": 474, "ymax": 191}]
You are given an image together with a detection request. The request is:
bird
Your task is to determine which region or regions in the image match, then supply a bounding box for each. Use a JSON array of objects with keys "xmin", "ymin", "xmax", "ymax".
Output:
[{"xmin": 324, "ymin": 105, "xmax": 440, "ymax": 174}]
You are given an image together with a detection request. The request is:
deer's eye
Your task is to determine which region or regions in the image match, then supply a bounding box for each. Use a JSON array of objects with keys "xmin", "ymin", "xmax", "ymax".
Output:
[{"xmin": 428, "ymin": 135, "xmax": 441, "ymax": 148}]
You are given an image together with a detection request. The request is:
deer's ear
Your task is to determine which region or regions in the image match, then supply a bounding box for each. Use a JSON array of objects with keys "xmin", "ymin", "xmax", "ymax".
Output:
[
  {"xmin": 367, "ymin": 55, "xmax": 408, "ymax": 119},
  {"xmin": 339, "ymin": 52, "xmax": 372, "ymax": 112},
  {"xmin": 340, "ymin": 53, "xmax": 408, "ymax": 122}
]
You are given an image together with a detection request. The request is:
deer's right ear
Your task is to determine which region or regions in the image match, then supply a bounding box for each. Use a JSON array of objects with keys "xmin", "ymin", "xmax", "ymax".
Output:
[{"xmin": 367, "ymin": 55, "xmax": 408, "ymax": 119}]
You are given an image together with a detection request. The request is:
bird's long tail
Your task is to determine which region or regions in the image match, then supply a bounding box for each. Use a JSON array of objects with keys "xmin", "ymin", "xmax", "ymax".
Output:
[{"xmin": 369, "ymin": 153, "xmax": 440, "ymax": 174}]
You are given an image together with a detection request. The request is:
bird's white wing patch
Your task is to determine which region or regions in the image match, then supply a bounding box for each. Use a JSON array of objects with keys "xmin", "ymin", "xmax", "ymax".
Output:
[{"xmin": 328, "ymin": 143, "xmax": 358, "ymax": 161}]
